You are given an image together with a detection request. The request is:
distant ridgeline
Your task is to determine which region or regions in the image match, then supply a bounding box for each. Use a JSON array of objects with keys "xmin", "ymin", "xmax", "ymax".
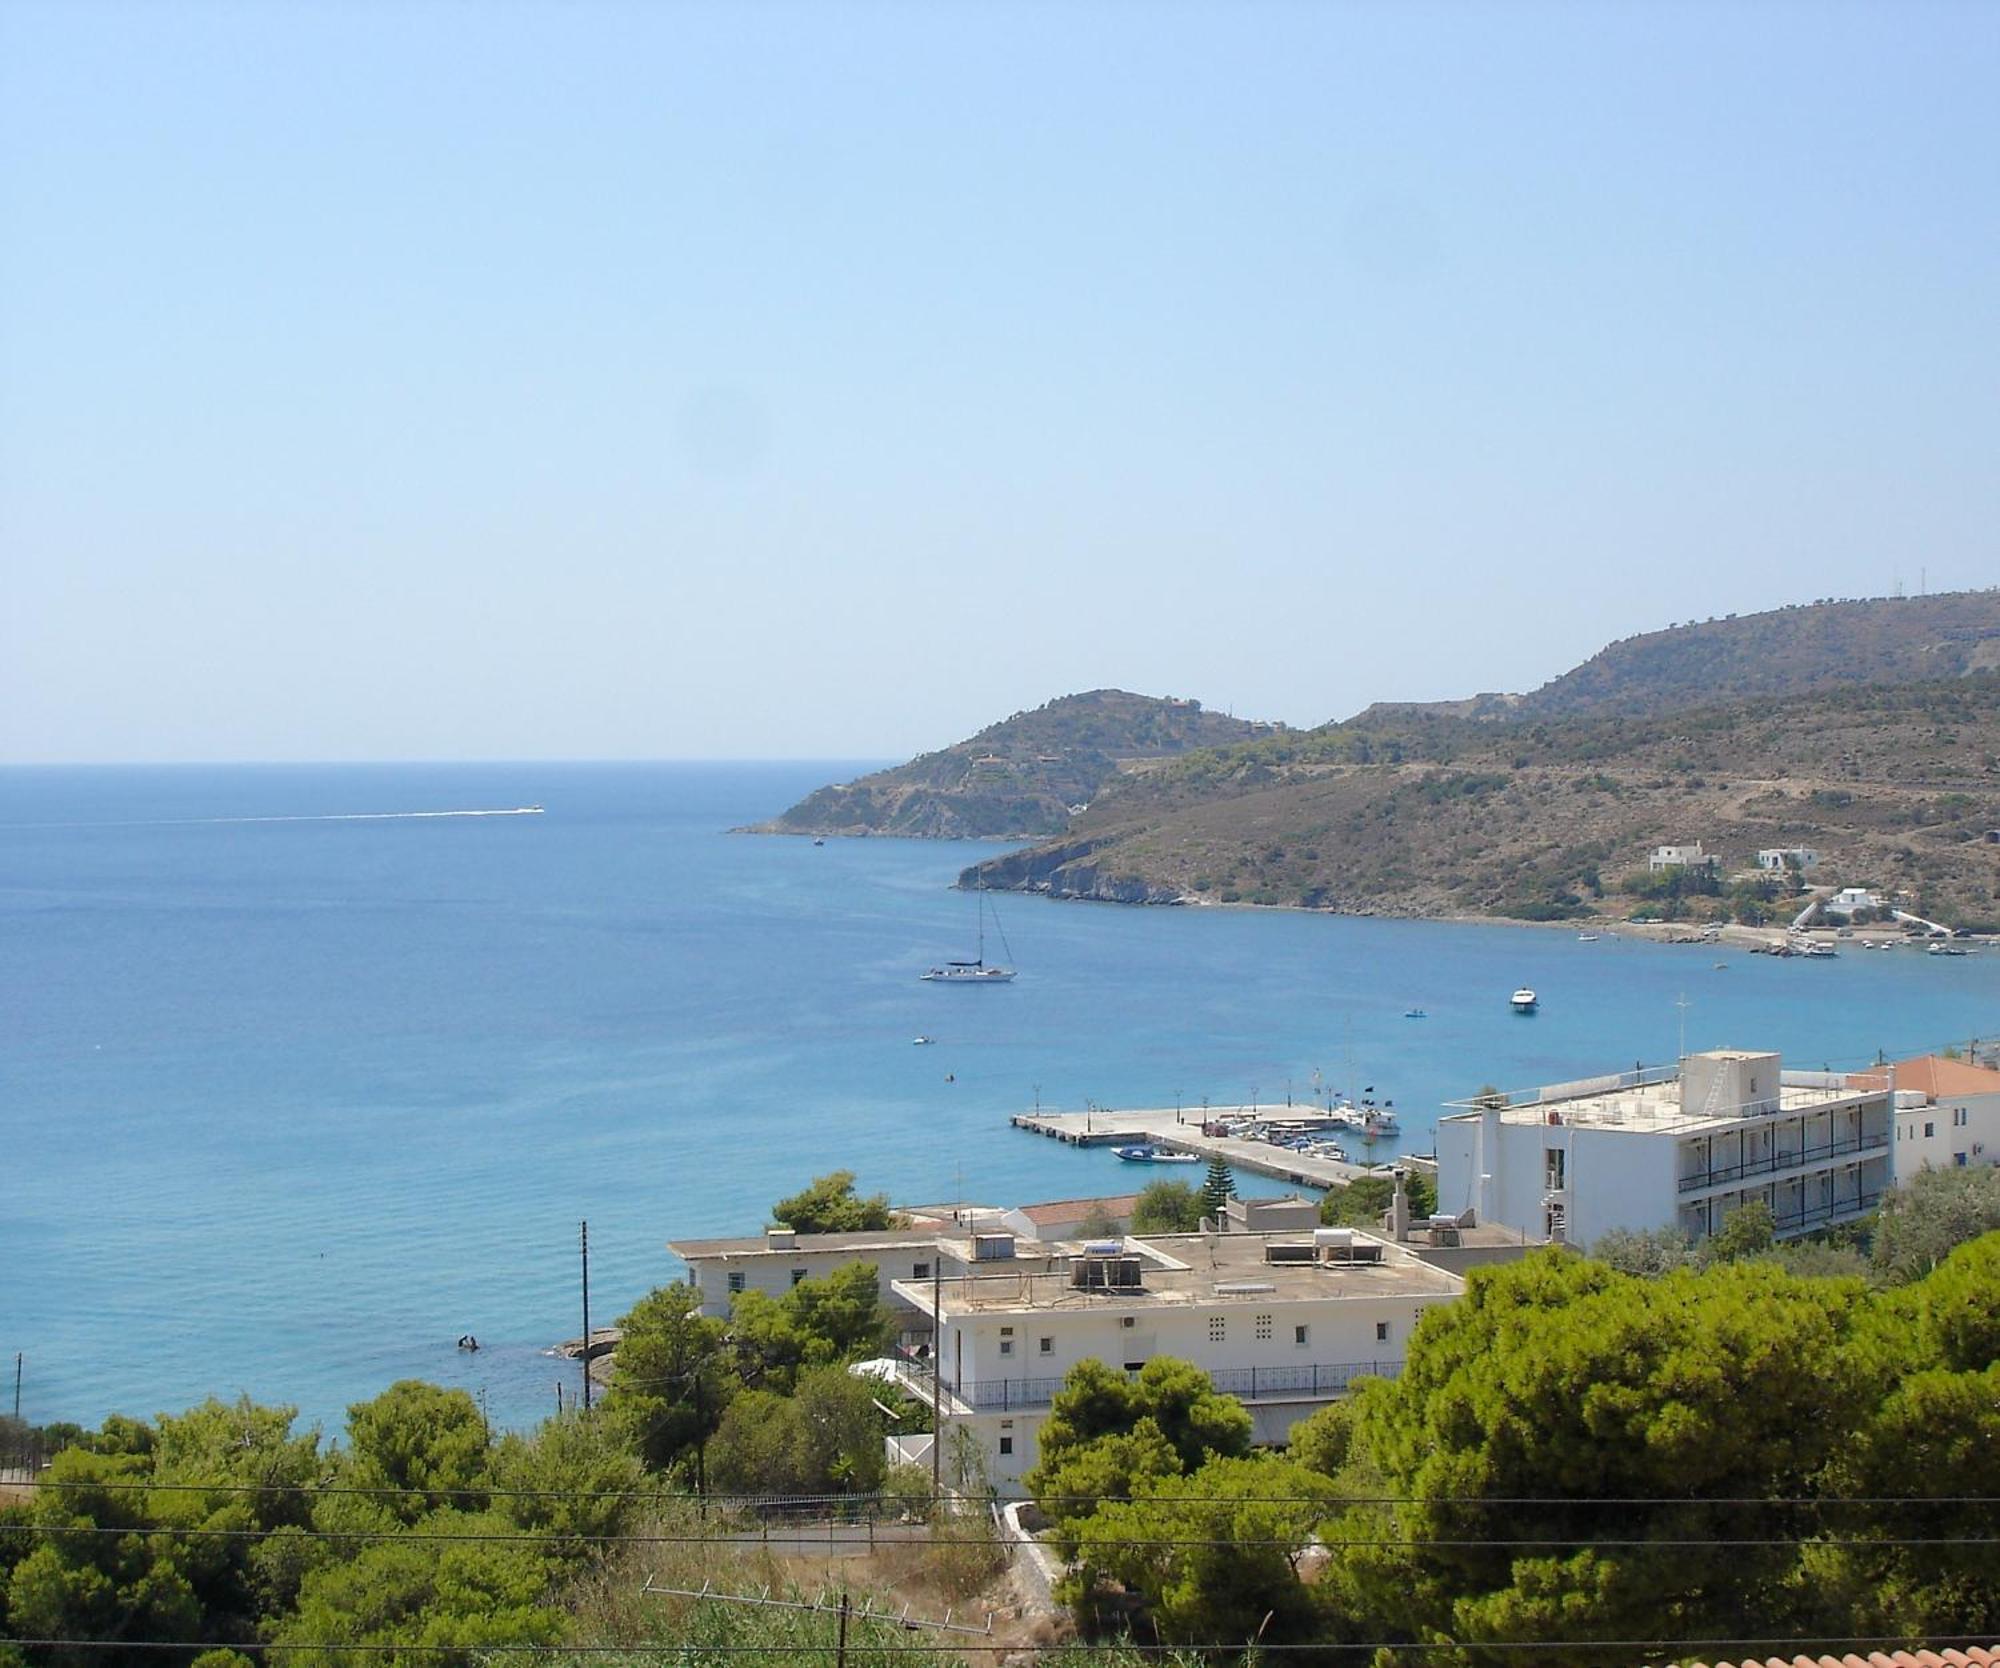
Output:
[
  {"xmin": 958, "ymin": 591, "xmax": 2000, "ymax": 930},
  {"xmin": 748, "ymin": 689, "xmax": 1277, "ymax": 839}
]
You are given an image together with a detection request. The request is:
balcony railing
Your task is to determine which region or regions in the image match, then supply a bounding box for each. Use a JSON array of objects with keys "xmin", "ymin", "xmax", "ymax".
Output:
[
  {"xmin": 1772, "ymin": 1190, "xmax": 1882, "ymax": 1234},
  {"xmin": 1682, "ymin": 1190, "xmax": 1884, "ymax": 1240},
  {"xmin": 1677, "ymin": 1132, "xmax": 1888, "ymax": 1194},
  {"xmin": 903, "ymin": 1359, "xmax": 1402, "ymax": 1413}
]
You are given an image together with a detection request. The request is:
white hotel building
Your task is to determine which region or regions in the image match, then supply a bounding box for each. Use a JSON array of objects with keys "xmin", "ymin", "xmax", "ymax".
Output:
[
  {"xmin": 1436, "ymin": 1049, "xmax": 1893, "ymax": 1248},
  {"xmin": 888, "ymin": 1228, "xmax": 1462, "ymax": 1495}
]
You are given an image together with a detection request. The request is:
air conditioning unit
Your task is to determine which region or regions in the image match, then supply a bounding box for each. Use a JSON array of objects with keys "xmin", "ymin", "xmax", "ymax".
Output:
[{"xmin": 1120, "ymin": 1316, "xmax": 1136, "ymax": 1329}]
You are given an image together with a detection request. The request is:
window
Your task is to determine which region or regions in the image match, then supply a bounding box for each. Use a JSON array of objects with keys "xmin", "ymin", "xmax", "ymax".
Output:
[
  {"xmin": 1954, "ymin": 1107, "xmax": 1970, "ymax": 1127},
  {"xmin": 998, "ymin": 1436, "xmax": 1013, "ymax": 1456},
  {"xmin": 1544, "ymin": 1147, "xmax": 1566, "ymax": 1190},
  {"xmin": 1924, "ymin": 1122, "xmax": 1936, "ymax": 1138},
  {"xmin": 1294, "ymin": 1325, "xmax": 1309, "ymax": 1348},
  {"xmin": 1208, "ymin": 1316, "xmax": 1226, "ymax": 1343},
  {"xmin": 999, "ymin": 1337, "xmax": 1013, "ymax": 1356},
  {"xmin": 790, "ymin": 1268, "xmax": 807, "ymax": 1286},
  {"xmin": 1375, "ymin": 1320, "xmax": 1390, "ymax": 1343},
  {"xmin": 1039, "ymin": 1337, "xmax": 1053, "ymax": 1355},
  {"xmin": 913, "ymin": 1261, "xmax": 931, "ymax": 1279},
  {"xmin": 727, "ymin": 1272, "xmax": 745, "ymax": 1293},
  {"xmin": 1254, "ymin": 1313, "xmax": 1273, "ymax": 1341}
]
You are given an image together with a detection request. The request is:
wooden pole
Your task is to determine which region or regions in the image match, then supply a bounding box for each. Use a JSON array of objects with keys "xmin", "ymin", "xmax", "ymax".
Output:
[
  {"xmin": 580, "ymin": 1220, "xmax": 592, "ymax": 1413},
  {"xmin": 835, "ymin": 1590, "xmax": 850, "ymax": 1668},
  {"xmin": 930, "ymin": 1259, "xmax": 943, "ymax": 1500}
]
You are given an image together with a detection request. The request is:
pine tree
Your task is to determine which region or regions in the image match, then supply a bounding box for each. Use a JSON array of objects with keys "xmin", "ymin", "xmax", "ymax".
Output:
[{"xmin": 1198, "ymin": 1157, "xmax": 1237, "ymax": 1222}]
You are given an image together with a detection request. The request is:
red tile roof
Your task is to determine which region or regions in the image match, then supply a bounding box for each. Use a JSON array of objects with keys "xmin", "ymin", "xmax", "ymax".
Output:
[
  {"xmin": 1671, "ymin": 1649, "xmax": 1998, "ymax": 1668},
  {"xmin": 1012, "ymin": 1194, "xmax": 1141, "ymax": 1225},
  {"xmin": 1848, "ymin": 1054, "xmax": 2000, "ymax": 1100}
]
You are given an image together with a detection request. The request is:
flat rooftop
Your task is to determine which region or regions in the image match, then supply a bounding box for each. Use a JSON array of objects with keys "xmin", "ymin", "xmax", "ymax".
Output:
[
  {"xmin": 1478, "ymin": 1078, "xmax": 1862, "ymax": 1134},
  {"xmin": 895, "ymin": 1231, "xmax": 1463, "ymax": 1314},
  {"xmin": 669, "ymin": 1226, "xmax": 948, "ymax": 1259}
]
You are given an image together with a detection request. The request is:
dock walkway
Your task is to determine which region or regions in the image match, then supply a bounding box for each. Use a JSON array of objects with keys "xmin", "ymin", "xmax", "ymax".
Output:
[{"xmin": 1010, "ymin": 1106, "xmax": 1428, "ymax": 1191}]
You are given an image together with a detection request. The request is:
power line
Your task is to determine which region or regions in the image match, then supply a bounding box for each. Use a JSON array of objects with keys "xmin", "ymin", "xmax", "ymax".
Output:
[
  {"xmin": 8, "ymin": 1477, "xmax": 1996, "ymax": 1508},
  {"xmin": 1, "ymin": 1635, "xmax": 1993, "ymax": 1656},
  {"xmin": 3, "ymin": 1522, "xmax": 1992, "ymax": 1551}
]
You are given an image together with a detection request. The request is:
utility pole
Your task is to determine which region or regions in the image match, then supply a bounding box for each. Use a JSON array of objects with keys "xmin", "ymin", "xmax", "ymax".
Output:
[
  {"xmin": 1676, "ymin": 992, "xmax": 1690, "ymax": 1062},
  {"xmin": 580, "ymin": 1220, "xmax": 592, "ymax": 1413},
  {"xmin": 930, "ymin": 1258, "xmax": 943, "ymax": 1501}
]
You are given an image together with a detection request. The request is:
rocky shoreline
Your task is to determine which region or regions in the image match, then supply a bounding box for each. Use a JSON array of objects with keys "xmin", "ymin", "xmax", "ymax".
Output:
[{"xmin": 956, "ymin": 854, "xmax": 1965, "ymax": 953}]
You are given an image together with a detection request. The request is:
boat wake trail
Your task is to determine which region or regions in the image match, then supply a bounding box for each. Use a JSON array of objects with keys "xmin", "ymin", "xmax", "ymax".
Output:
[{"xmin": 10, "ymin": 807, "xmax": 547, "ymax": 830}]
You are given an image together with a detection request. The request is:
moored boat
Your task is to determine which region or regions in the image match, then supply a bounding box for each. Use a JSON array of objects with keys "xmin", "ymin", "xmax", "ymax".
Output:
[
  {"xmin": 1113, "ymin": 1145, "xmax": 1200, "ymax": 1164},
  {"xmin": 922, "ymin": 880, "xmax": 1017, "ymax": 983},
  {"xmin": 1511, "ymin": 988, "xmax": 1539, "ymax": 1013}
]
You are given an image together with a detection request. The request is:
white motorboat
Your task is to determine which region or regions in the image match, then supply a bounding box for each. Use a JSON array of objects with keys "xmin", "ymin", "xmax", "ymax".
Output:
[
  {"xmin": 1511, "ymin": 988, "xmax": 1539, "ymax": 1013},
  {"xmin": 1113, "ymin": 1145, "xmax": 1200, "ymax": 1164}
]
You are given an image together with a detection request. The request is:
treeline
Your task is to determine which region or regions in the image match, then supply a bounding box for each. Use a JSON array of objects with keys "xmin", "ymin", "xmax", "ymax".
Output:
[
  {"xmin": 1028, "ymin": 1225, "xmax": 2000, "ymax": 1663},
  {"xmin": 7, "ymin": 1173, "xmax": 1999, "ymax": 1666},
  {"xmin": 0, "ymin": 1175, "xmax": 941, "ymax": 1666},
  {"xmin": 0, "ymin": 1384, "xmax": 646, "ymax": 1665}
]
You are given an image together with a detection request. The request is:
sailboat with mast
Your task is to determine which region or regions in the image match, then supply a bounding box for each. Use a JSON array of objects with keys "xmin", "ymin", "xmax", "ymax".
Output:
[{"xmin": 922, "ymin": 879, "xmax": 1017, "ymax": 983}]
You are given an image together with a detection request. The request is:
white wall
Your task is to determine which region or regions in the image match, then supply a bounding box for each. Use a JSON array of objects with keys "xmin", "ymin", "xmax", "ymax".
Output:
[
  {"xmin": 1435, "ymin": 1116, "xmax": 1483, "ymax": 1220},
  {"xmin": 1441, "ymin": 1111, "xmax": 1682, "ymax": 1245},
  {"xmin": 1566, "ymin": 1126, "xmax": 1681, "ymax": 1244},
  {"xmin": 684, "ymin": 1244, "xmax": 949, "ymax": 1317},
  {"xmin": 1895, "ymin": 1091, "xmax": 2000, "ymax": 1179}
]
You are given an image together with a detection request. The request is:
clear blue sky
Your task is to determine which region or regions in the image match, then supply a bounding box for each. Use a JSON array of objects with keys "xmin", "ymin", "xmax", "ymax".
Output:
[{"xmin": 3, "ymin": 0, "xmax": 1995, "ymax": 763}]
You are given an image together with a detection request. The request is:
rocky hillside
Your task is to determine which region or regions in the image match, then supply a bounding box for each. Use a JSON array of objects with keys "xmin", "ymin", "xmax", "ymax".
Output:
[
  {"xmin": 749, "ymin": 690, "xmax": 1275, "ymax": 839},
  {"xmin": 966, "ymin": 674, "xmax": 2000, "ymax": 930},
  {"xmin": 1352, "ymin": 591, "xmax": 2000, "ymax": 726}
]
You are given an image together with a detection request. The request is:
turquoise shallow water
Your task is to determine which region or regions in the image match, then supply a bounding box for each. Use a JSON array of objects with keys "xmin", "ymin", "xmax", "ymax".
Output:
[{"xmin": 4, "ymin": 760, "xmax": 1997, "ymax": 1435}]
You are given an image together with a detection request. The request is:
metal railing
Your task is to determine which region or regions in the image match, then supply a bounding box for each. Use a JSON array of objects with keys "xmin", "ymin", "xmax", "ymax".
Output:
[
  {"xmin": 907, "ymin": 1359, "xmax": 1402, "ymax": 1413},
  {"xmin": 1676, "ymin": 1132, "xmax": 1889, "ymax": 1193},
  {"xmin": 1773, "ymin": 1190, "xmax": 1883, "ymax": 1234}
]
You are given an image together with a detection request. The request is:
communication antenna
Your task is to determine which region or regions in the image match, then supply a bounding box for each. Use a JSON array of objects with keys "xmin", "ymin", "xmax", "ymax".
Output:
[{"xmin": 1676, "ymin": 992, "xmax": 1691, "ymax": 1062}]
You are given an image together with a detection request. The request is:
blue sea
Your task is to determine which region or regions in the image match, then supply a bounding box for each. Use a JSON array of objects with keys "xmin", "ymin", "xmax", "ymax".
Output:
[{"xmin": 5, "ymin": 761, "xmax": 1998, "ymax": 1437}]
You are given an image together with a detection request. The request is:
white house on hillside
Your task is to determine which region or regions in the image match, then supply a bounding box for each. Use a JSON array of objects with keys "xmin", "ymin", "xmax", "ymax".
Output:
[
  {"xmin": 1757, "ymin": 848, "xmax": 1819, "ymax": 872},
  {"xmin": 1650, "ymin": 843, "xmax": 1719, "ymax": 873},
  {"xmin": 1436, "ymin": 1050, "xmax": 1892, "ymax": 1248}
]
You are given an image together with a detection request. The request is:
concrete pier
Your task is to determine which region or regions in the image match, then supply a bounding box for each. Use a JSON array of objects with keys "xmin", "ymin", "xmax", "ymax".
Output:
[{"xmin": 1009, "ymin": 1106, "xmax": 1433, "ymax": 1190}]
